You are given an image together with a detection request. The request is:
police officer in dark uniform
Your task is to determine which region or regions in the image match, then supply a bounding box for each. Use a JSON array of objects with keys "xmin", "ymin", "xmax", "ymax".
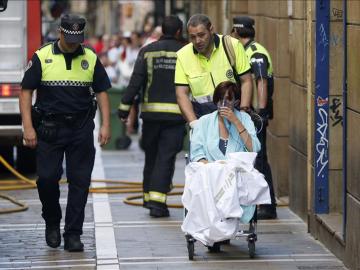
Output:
[
  {"xmin": 232, "ymin": 16, "xmax": 277, "ymax": 219},
  {"xmin": 19, "ymin": 14, "xmax": 111, "ymax": 251},
  {"xmin": 118, "ymin": 15, "xmax": 186, "ymax": 217}
]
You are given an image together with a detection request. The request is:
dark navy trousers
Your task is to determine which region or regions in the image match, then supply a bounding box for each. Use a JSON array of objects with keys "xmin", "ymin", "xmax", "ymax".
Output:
[
  {"xmin": 254, "ymin": 124, "xmax": 276, "ymax": 206},
  {"xmin": 36, "ymin": 119, "xmax": 95, "ymax": 236},
  {"xmin": 142, "ymin": 121, "xmax": 185, "ymax": 204}
]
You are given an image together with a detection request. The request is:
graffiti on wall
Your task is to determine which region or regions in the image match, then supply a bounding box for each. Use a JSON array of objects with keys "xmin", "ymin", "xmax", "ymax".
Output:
[
  {"xmin": 315, "ymin": 95, "xmax": 329, "ymax": 178},
  {"xmin": 329, "ymin": 33, "xmax": 343, "ymax": 47},
  {"xmin": 318, "ymin": 23, "xmax": 329, "ymax": 62},
  {"xmin": 329, "ymin": 97, "xmax": 343, "ymax": 127},
  {"xmin": 332, "ymin": 8, "xmax": 343, "ymax": 19}
]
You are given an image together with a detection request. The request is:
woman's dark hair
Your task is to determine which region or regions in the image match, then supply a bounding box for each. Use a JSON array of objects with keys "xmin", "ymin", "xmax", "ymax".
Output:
[
  {"xmin": 162, "ymin": 15, "xmax": 183, "ymax": 36},
  {"xmin": 213, "ymin": 81, "xmax": 240, "ymax": 105}
]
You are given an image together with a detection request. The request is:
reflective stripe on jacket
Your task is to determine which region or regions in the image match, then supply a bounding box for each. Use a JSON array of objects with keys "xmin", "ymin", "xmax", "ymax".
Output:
[{"xmin": 120, "ymin": 36, "xmax": 185, "ymax": 122}]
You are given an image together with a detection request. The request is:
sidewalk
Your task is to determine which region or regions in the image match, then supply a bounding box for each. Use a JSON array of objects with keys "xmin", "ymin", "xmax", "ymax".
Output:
[{"xmin": 0, "ymin": 135, "xmax": 348, "ymax": 269}]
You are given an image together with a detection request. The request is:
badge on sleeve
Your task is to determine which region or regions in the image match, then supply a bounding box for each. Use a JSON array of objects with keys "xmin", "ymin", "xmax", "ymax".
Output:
[
  {"xmin": 250, "ymin": 58, "xmax": 264, "ymax": 65},
  {"xmin": 226, "ymin": 69, "xmax": 234, "ymax": 79}
]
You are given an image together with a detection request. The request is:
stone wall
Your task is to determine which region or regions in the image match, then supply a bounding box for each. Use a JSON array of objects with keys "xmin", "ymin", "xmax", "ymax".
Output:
[
  {"xmin": 345, "ymin": 1, "xmax": 360, "ymax": 268},
  {"xmin": 189, "ymin": 1, "xmax": 360, "ymax": 269},
  {"xmin": 229, "ymin": 0, "xmax": 292, "ymax": 203}
]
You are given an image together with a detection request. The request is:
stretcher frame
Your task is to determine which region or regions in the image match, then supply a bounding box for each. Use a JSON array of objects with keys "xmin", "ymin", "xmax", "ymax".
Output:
[{"xmin": 183, "ymin": 146, "xmax": 258, "ymax": 260}]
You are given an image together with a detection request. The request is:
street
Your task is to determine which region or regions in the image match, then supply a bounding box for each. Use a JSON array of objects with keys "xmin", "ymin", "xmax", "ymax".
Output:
[{"xmin": 0, "ymin": 131, "xmax": 347, "ymax": 270}]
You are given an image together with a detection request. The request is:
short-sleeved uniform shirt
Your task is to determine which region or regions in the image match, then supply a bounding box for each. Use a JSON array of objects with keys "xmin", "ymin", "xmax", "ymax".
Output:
[
  {"xmin": 245, "ymin": 41, "xmax": 271, "ymax": 81},
  {"xmin": 244, "ymin": 40, "xmax": 274, "ymax": 115},
  {"xmin": 175, "ymin": 34, "xmax": 250, "ymax": 98},
  {"xmin": 21, "ymin": 41, "xmax": 111, "ymax": 114}
]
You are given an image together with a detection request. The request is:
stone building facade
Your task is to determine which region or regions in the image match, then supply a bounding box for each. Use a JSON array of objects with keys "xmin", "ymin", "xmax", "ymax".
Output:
[{"xmin": 178, "ymin": 1, "xmax": 359, "ymax": 269}]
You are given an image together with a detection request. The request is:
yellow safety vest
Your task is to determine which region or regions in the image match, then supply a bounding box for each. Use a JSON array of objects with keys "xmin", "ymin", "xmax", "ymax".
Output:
[
  {"xmin": 176, "ymin": 35, "xmax": 248, "ymax": 103},
  {"xmin": 36, "ymin": 43, "xmax": 97, "ymax": 86}
]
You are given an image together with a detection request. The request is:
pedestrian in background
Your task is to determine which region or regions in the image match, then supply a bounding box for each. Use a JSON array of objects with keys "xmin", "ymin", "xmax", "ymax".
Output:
[
  {"xmin": 175, "ymin": 13, "xmax": 253, "ymax": 126},
  {"xmin": 19, "ymin": 14, "xmax": 111, "ymax": 251},
  {"xmin": 118, "ymin": 15, "xmax": 186, "ymax": 217},
  {"xmin": 232, "ymin": 16, "xmax": 277, "ymax": 219}
]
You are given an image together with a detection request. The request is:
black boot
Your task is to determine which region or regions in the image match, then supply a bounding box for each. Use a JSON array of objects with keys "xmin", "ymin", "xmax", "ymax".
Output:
[
  {"xmin": 257, "ymin": 205, "xmax": 277, "ymax": 220},
  {"xmin": 148, "ymin": 201, "xmax": 169, "ymax": 217},
  {"xmin": 45, "ymin": 224, "xmax": 61, "ymax": 248},
  {"xmin": 149, "ymin": 206, "xmax": 169, "ymax": 218},
  {"xmin": 64, "ymin": 235, "xmax": 84, "ymax": 252},
  {"xmin": 143, "ymin": 201, "xmax": 150, "ymax": 209}
]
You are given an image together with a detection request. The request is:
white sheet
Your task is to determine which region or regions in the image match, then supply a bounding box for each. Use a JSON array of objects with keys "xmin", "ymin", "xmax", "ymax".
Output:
[{"xmin": 181, "ymin": 152, "xmax": 270, "ymax": 246}]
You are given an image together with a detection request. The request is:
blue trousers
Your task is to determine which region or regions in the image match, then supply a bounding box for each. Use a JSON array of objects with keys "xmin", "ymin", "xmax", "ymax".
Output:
[
  {"xmin": 36, "ymin": 119, "xmax": 95, "ymax": 236},
  {"xmin": 255, "ymin": 124, "xmax": 276, "ymax": 206}
]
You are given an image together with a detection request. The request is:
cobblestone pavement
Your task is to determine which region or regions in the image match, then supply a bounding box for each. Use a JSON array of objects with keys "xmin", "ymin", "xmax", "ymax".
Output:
[{"xmin": 0, "ymin": 135, "xmax": 348, "ymax": 269}]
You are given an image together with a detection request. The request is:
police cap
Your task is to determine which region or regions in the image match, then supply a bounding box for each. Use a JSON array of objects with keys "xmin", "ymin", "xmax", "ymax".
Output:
[
  {"xmin": 60, "ymin": 14, "xmax": 86, "ymax": 43},
  {"xmin": 233, "ymin": 16, "xmax": 254, "ymax": 29}
]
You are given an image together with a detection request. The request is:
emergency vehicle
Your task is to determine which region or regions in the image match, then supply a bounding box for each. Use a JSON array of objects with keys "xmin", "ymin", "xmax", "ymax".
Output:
[{"xmin": 0, "ymin": 0, "xmax": 41, "ymax": 173}]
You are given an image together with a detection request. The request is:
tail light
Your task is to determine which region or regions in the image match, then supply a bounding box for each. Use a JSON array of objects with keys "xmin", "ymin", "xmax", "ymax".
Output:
[{"xmin": 0, "ymin": 84, "xmax": 21, "ymax": 97}]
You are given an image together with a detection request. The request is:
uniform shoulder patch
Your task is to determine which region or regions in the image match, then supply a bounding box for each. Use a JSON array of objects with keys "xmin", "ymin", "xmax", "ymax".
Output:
[
  {"xmin": 83, "ymin": 44, "xmax": 96, "ymax": 53},
  {"xmin": 38, "ymin": 42, "xmax": 52, "ymax": 51},
  {"xmin": 250, "ymin": 44, "xmax": 257, "ymax": 52}
]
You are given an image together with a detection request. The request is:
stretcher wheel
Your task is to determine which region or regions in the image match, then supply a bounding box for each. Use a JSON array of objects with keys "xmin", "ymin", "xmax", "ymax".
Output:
[
  {"xmin": 248, "ymin": 240, "xmax": 255, "ymax": 258},
  {"xmin": 187, "ymin": 241, "xmax": 194, "ymax": 260},
  {"xmin": 207, "ymin": 242, "xmax": 221, "ymax": 253}
]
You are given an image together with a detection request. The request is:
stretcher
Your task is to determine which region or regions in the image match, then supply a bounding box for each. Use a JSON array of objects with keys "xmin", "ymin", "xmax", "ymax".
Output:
[{"xmin": 183, "ymin": 153, "xmax": 258, "ymax": 260}]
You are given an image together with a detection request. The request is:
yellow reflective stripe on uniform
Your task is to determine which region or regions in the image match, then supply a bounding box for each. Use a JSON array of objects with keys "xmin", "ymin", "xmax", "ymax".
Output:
[
  {"xmin": 118, "ymin": 103, "xmax": 131, "ymax": 111},
  {"xmin": 145, "ymin": 56, "xmax": 153, "ymax": 103},
  {"xmin": 141, "ymin": 102, "xmax": 181, "ymax": 114},
  {"xmin": 144, "ymin": 51, "xmax": 177, "ymax": 59},
  {"xmin": 143, "ymin": 192, "xmax": 149, "ymax": 202},
  {"xmin": 149, "ymin": 191, "xmax": 167, "ymax": 203},
  {"xmin": 144, "ymin": 51, "xmax": 178, "ymax": 103}
]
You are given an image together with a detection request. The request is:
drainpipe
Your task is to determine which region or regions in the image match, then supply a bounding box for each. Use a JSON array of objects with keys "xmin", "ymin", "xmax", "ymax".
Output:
[
  {"xmin": 314, "ymin": 0, "xmax": 330, "ymax": 214},
  {"xmin": 342, "ymin": 0, "xmax": 347, "ymax": 240},
  {"xmin": 306, "ymin": 0, "xmax": 313, "ymax": 228}
]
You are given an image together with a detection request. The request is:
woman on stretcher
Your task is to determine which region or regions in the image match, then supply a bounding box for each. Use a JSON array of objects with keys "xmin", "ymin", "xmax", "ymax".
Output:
[
  {"xmin": 190, "ymin": 80, "xmax": 261, "ymax": 161},
  {"xmin": 182, "ymin": 81, "xmax": 270, "ymax": 247}
]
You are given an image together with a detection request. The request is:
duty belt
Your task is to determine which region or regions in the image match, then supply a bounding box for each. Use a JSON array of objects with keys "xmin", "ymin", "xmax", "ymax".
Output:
[{"xmin": 43, "ymin": 110, "xmax": 88, "ymax": 125}]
